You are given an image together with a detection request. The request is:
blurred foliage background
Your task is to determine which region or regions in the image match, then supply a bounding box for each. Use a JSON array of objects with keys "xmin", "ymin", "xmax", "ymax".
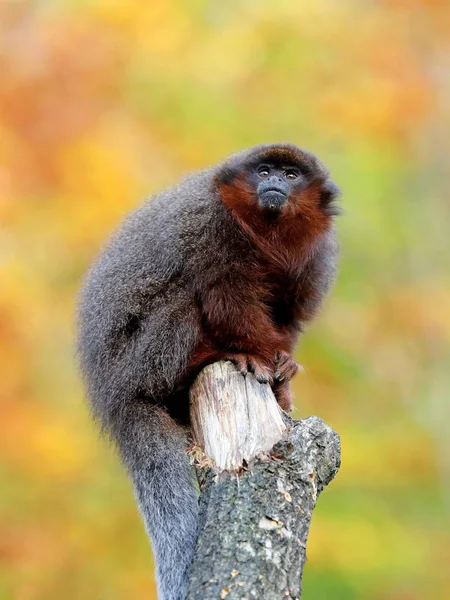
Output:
[{"xmin": 1, "ymin": 1, "xmax": 449, "ymax": 599}]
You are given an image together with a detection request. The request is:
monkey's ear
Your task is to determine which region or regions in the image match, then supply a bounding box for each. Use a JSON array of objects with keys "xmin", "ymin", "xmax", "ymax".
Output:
[
  {"xmin": 216, "ymin": 156, "xmax": 243, "ymax": 185},
  {"xmin": 320, "ymin": 180, "xmax": 341, "ymax": 216},
  {"xmin": 218, "ymin": 167, "xmax": 239, "ymax": 185}
]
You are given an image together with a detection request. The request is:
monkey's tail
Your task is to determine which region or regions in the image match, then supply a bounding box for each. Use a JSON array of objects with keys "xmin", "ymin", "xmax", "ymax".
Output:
[{"xmin": 112, "ymin": 400, "xmax": 198, "ymax": 600}]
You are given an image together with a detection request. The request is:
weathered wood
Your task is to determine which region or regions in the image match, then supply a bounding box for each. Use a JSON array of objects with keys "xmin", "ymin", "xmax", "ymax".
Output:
[
  {"xmin": 187, "ymin": 361, "xmax": 340, "ymax": 600},
  {"xmin": 190, "ymin": 361, "xmax": 287, "ymax": 470}
]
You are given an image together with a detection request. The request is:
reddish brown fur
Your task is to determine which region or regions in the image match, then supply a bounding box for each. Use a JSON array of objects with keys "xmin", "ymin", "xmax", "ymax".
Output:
[
  {"xmin": 220, "ymin": 174, "xmax": 332, "ymax": 272},
  {"xmin": 189, "ymin": 152, "xmax": 336, "ymax": 411}
]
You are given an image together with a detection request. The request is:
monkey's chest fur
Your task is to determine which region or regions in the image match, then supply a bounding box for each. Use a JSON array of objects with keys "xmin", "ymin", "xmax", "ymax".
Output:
[
  {"xmin": 191, "ymin": 230, "xmax": 310, "ymax": 362},
  {"xmin": 263, "ymin": 274, "xmax": 299, "ymax": 328}
]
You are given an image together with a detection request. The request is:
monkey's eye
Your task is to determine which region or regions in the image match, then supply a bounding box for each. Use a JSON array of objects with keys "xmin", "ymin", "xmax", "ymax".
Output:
[
  {"xmin": 284, "ymin": 169, "xmax": 299, "ymax": 180},
  {"xmin": 257, "ymin": 167, "xmax": 270, "ymax": 178}
]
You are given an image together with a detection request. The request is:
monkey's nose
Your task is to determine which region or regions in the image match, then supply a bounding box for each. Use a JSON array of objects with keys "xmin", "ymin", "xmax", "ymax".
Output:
[{"xmin": 268, "ymin": 175, "xmax": 283, "ymax": 185}]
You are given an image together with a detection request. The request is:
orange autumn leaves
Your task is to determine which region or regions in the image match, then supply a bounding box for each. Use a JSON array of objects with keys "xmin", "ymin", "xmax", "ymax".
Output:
[{"xmin": 1, "ymin": 1, "xmax": 449, "ymax": 599}]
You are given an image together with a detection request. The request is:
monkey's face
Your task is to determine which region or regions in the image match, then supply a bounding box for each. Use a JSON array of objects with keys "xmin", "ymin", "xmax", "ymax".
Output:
[
  {"xmin": 218, "ymin": 144, "xmax": 340, "ymax": 221},
  {"xmin": 251, "ymin": 162, "xmax": 304, "ymax": 213}
]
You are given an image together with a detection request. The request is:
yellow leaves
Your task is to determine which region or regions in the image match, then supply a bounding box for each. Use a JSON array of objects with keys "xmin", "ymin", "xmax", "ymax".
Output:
[
  {"xmin": 319, "ymin": 71, "xmax": 432, "ymax": 142},
  {"xmin": 340, "ymin": 426, "xmax": 437, "ymax": 487},
  {"xmin": 87, "ymin": 0, "xmax": 195, "ymax": 62},
  {"xmin": 187, "ymin": 21, "xmax": 266, "ymax": 90},
  {"xmin": 308, "ymin": 517, "xmax": 426, "ymax": 574},
  {"xmin": 0, "ymin": 400, "xmax": 92, "ymax": 479},
  {"xmin": 374, "ymin": 286, "xmax": 450, "ymax": 341},
  {"xmin": 59, "ymin": 134, "xmax": 137, "ymax": 234}
]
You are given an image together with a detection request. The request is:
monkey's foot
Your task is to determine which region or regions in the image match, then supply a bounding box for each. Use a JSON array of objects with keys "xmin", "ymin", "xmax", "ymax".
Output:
[
  {"xmin": 274, "ymin": 383, "xmax": 294, "ymax": 413},
  {"xmin": 224, "ymin": 353, "xmax": 273, "ymax": 385},
  {"xmin": 274, "ymin": 351, "xmax": 301, "ymax": 383}
]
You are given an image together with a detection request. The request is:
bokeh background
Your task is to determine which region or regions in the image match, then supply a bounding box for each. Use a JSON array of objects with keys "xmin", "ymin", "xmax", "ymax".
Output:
[{"xmin": 1, "ymin": 1, "xmax": 449, "ymax": 599}]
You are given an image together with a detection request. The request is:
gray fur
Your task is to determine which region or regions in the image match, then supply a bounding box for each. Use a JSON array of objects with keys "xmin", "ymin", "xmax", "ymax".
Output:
[{"xmin": 77, "ymin": 145, "xmax": 339, "ymax": 600}]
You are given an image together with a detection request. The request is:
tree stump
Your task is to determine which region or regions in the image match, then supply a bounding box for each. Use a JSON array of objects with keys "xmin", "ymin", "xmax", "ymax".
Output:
[{"xmin": 187, "ymin": 361, "xmax": 340, "ymax": 600}]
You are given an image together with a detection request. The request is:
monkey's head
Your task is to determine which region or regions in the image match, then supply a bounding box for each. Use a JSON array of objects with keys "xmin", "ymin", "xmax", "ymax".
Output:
[{"xmin": 216, "ymin": 143, "xmax": 340, "ymax": 221}]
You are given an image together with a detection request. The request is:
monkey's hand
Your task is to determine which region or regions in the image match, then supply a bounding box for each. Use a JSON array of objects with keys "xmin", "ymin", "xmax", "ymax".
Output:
[
  {"xmin": 223, "ymin": 353, "xmax": 274, "ymax": 385},
  {"xmin": 272, "ymin": 352, "xmax": 301, "ymax": 413},
  {"xmin": 274, "ymin": 383, "xmax": 294, "ymax": 413},
  {"xmin": 274, "ymin": 351, "xmax": 301, "ymax": 383}
]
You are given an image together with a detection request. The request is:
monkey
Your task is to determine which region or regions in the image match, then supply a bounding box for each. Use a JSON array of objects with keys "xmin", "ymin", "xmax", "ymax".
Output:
[{"xmin": 77, "ymin": 143, "xmax": 340, "ymax": 600}]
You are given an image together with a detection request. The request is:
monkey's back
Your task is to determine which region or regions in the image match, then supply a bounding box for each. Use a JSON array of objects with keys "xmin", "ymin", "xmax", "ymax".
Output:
[{"xmin": 77, "ymin": 169, "xmax": 251, "ymax": 422}]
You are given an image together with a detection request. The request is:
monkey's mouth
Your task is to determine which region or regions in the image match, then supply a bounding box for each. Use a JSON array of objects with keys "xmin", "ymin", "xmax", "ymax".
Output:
[{"xmin": 258, "ymin": 189, "xmax": 288, "ymax": 212}]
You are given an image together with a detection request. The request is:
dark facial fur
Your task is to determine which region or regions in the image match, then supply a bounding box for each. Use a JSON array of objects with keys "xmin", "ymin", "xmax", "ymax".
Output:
[
  {"xmin": 77, "ymin": 143, "xmax": 340, "ymax": 600},
  {"xmin": 217, "ymin": 143, "xmax": 340, "ymax": 219}
]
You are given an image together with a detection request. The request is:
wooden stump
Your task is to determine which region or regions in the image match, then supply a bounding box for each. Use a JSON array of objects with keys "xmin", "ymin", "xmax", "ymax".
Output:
[{"xmin": 187, "ymin": 361, "xmax": 340, "ymax": 600}]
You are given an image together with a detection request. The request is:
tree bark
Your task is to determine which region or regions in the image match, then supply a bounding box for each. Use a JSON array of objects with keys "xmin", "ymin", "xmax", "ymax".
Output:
[{"xmin": 187, "ymin": 361, "xmax": 340, "ymax": 600}]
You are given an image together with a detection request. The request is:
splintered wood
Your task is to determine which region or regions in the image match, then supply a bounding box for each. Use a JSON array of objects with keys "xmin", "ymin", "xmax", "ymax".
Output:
[{"xmin": 189, "ymin": 361, "xmax": 287, "ymax": 470}]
